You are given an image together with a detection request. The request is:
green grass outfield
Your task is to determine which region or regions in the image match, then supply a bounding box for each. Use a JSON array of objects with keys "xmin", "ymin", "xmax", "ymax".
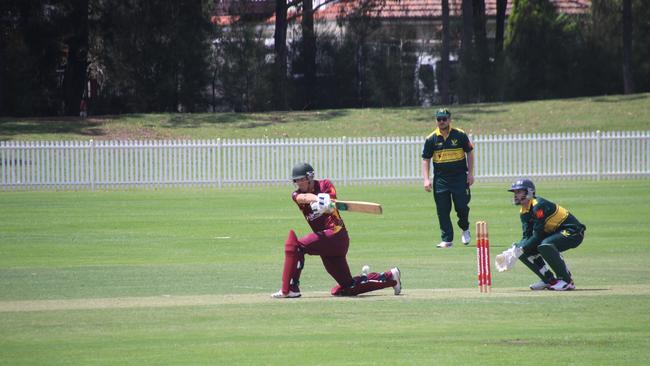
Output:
[{"xmin": 1, "ymin": 180, "xmax": 650, "ymax": 365}]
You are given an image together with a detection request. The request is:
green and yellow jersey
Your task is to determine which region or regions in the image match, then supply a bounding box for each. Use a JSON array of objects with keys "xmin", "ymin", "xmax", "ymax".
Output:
[
  {"xmin": 516, "ymin": 197, "xmax": 586, "ymax": 250},
  {"xmin": 421, "ymin": 126, "xmax": 473, "ymax": 179}
]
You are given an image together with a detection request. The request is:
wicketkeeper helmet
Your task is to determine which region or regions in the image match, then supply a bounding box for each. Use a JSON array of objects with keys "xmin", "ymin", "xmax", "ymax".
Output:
[
  {"xmin": 291, "ymin": 162, "xmax": 315, "ymax": 182},
  {"xmin": 508, "ymin": 178, "xmax": 536, "ymax": 201}
]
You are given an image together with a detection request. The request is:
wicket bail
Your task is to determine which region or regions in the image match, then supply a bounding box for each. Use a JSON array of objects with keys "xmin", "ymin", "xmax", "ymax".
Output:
[{"xmin": 476, "ymin": 221, "xmax": 492, "ymax": 293}]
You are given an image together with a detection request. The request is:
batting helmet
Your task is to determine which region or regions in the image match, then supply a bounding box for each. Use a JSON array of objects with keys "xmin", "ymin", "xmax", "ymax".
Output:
[{"xmin": 291, "ymin": 162, "xmax": 315, "ymax": 182}]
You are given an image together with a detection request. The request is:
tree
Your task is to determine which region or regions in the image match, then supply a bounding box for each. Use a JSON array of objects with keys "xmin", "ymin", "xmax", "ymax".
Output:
[
  {"xmin": 587, "ymin": 0, "xmax": 626, "ymax": 95},
  {"xmin": 472, "ymin": 0, "xmax": 489, "ymax": 100},
  {"xmin": 93, "ymin": 0, "xmax": 212, "ymax": 113},
  {"xmin": 495, "ymin": 0, "xmax": 507, "ymax": 57},
  {"xmin": 458, "ymin": 0, "xmax": 491, "ymax": 102},
  {"xmin": 439, "ymin": 0, "xmax": 451, "ymax": 104},
  {"xmin": 300, "ymin": 0, "xmax": 316, "ymax": 109},
  {"xmin": 588, "ymin": 0, "xmax": 650, "ymax": 95},
  {"xmin": 504, "ymin": 0, "xmax": 587, "ymax": 100},
  {"xmin": 458, "ymin": 0, "xmax": 474, "ymax": 103},
  {"xmin": 214, "ymin": 22, "xmax": 272, "ymax": 111},
  {"xmin": 344, "ymin": 0, "xmax": 386, "ymax": 107},
  {"xmin": 0, "ymin": 0, "xmax": 62, "ymax": 116},
  {"xmin": 61, "ymin": 0, "xmax": 89, "ymax": 116},
  {"xmin": 622, "ymin": 0, "xmax": 634, "ymax": 93},
  {"xmin": 273, "ymin": 0, "xmax": 289, "ymax": 110}
]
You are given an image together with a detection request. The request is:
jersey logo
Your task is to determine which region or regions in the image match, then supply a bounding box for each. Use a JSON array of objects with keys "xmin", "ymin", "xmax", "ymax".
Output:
[
  {"xmin": 451, "ymin": 139, "xmax": 458, "ymax": 146},
  {"xmin": 307, "ymin": 212, "xmax": 323, "ymax": 221},
  {"xmin": 535, "ymin": 209, "xmax": 545, "ymax": 219}
]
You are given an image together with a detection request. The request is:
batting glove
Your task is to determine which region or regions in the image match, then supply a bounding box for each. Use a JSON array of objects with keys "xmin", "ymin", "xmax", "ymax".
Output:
[
  {"xmin": 310, "ymin": 201, "xmax": 322, "ymax": 214},
  {"xmin": 317, "ymin": 193, "xmax": 334, "ymax": 213}
]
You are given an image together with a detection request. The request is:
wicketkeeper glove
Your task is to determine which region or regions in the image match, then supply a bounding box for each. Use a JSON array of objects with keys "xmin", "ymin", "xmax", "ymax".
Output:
[{"xmin": 495, "ymin": 244, "xmax": 523, "ymax": 272}]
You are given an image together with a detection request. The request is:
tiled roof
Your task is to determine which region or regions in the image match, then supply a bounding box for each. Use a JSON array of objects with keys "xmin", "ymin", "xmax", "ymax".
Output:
[
  {"xmin": 551, "ymin": 0, "xmax": 591, "ymax": 14},
  {"xmin": 317, "ymin": 0, "xmax": 464, "ymax": 19},
  {"xmin": 211, "ymin": 0, "xmax": 591, "ymax": 25},
  {"xmin": 317, "ymin": 0, "xmax": 590, "ymax": 20}
]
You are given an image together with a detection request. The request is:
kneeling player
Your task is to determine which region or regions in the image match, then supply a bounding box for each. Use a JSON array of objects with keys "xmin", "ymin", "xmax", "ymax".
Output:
[
  {"xmin": 495, "ymin": 178, "xmax": 586, "ymax": 291},
  {"xmin": 271, "ymin": 162, "xmax": 401, "ymax": 298}
]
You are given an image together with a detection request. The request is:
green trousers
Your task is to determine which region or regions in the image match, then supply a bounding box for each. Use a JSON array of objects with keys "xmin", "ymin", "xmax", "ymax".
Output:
[
  {"xmin": 433, "ymin": 178, "xmax": 471, "ymax": 243},
  {"xmin": 519, "ymin": 228, "xmax": 585, "ymax": 282}
]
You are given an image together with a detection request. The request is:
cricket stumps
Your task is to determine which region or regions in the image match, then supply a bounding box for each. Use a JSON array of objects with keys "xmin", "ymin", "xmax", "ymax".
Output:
[{"xmin": 476, "ymin": 221, "xmax": 492, "ymax": 293}]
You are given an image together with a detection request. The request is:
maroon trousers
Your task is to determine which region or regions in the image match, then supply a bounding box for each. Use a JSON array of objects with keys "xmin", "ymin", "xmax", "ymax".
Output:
[{"xmin": 281, "ymin": 228, "xmax": 396, "ymax": 296}]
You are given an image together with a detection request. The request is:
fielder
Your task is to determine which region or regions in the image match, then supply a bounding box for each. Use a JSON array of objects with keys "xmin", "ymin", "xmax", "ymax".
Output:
[
  {"xmin": 271, "ymin": 162, "xmax": 402, "ymax": 298},
  {"xmin": 421, "ymin": 108, "xmax": 475, "ymax": 248},
  {"xmin": 495, "ymin": 178, "xmax": 586, "ymax": 291}
]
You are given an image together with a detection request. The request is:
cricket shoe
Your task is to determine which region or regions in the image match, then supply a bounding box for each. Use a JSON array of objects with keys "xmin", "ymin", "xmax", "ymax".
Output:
[
  {"xmin": 436, "ymin": 241, "xmax": 453, "ymax": 248},
  {"xmin": 461, "ymin": 230, "xmax": 471, "ymax": 245},
  {"xmin": 548, "ymin": 279, "xmax": 575, "ymax": 291},
  {"xmin": 529, "ymin": 279, "xmax": 553, "ymax": 291},
  {"xmin": 271, "ymin": 290, "xmax": 301, "ymax": 298},
  {"xmin": 390, "ymin": 267, "xmax": 402, "ymax": 295}
]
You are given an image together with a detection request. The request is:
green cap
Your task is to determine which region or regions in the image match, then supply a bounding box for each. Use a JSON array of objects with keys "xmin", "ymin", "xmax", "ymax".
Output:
[{"xmin": 435, "ymin": 108, "xmax": 451, "ymax": 118}]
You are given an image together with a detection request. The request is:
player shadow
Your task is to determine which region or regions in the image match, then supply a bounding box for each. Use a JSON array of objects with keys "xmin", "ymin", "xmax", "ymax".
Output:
[
  {"xmin": 511, "ymin": 288, "xmax": 610, "ymax": 292},
  {"xmin": 355, "ymin": 293, "xmax": 401, "ymax": 298},
  {"xmin": 568, "ymin": 288, "xmax": 610, "ymax": 292},
  {"xmin": 591, "ymin": 94, "xmax": 648, "ymax": 103}
]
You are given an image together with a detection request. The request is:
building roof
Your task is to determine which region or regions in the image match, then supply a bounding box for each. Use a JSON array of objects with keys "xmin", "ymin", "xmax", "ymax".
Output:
[
  {"xmin": 211, "ymin": 0, "xmax": 591, "ymax": 25},
  {"xmin": 316, "ymin": 0, "xmax": 590, "ymax": 20}
]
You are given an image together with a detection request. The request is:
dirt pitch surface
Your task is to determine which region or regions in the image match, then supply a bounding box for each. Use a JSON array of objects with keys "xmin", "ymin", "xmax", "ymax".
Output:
[{"xmin": 1, "ymin": 285, "xmax": 649, "ymax": 313}]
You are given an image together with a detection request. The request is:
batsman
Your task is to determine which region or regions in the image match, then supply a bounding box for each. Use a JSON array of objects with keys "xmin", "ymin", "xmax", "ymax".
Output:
[
  {"xmin": 271, "ymin": 162, "xmax": 401, "ymax": 298},
  {"xmin": 495, "ymin": 178, "xmax": 586, "ymax": 291}
]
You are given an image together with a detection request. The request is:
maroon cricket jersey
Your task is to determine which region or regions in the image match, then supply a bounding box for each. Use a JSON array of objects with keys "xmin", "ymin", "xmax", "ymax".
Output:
[{"xmin": 292, "ymin": 179, "xmax": 346, "ymax": 233}]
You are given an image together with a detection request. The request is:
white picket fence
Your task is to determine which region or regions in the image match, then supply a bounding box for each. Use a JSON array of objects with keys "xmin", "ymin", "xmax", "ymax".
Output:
[{"xmin": 1, "ymin": 131, "xmax": 649, "ymax": 190}]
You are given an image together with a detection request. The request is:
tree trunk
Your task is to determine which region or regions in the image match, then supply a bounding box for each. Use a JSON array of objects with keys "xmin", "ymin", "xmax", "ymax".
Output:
[
  {"xmin": 461, "ymin": 0, "xmax": 474, "ymax": 54},
  {"xmin": 274, "ymin": 0, "xmax": 289, "ymax": 110},
  {"xmin": 302, "ymin": 0, "xmax": 316, "ymax": 109},
  {"xmin": 495, "ymin": 0, "xmax": 507, "ymax": 57},
  {"xmin": 459, "ymin": 0, "xmax": 474, "ymax": 103},
  {"xmin": 472, "ymin": 0, "xmax": 488, "ymax": 100},
  {"xmin": 0, "ymin": 37, "xmax": 5, "ymax": 115},
  {"xmin": 622, "ymin": 0, "xmax": 634, "ymax": 94},
  {"xmin": 63, "ymin": 0, "xmax": 89, "ymax": 116},
  {"xmin": 356, "ymin": 42, "xmax": 366, "ymax": 107},
  {"xmin": 440, "ymin": 0, "xmax": 450, "ymax": 105},
  {"xmin": 472, "ymin": 0, "xmax": 487, "ymax": 48}
]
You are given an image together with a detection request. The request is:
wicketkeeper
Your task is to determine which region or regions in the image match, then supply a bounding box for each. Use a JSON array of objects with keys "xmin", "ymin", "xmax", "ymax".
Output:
[
  {"xmin": 495, "ymin": 178, "xmax": 586, "ymax": 291},
  {"xmin": 271, "ymin": 162, "xmax": 401, "ymax": 298}
]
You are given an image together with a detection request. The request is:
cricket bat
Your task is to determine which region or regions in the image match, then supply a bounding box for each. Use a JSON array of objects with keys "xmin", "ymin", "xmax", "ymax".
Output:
[{"xmin": 334, "ymin": 200, "xmax": 383, "ymax": 215}]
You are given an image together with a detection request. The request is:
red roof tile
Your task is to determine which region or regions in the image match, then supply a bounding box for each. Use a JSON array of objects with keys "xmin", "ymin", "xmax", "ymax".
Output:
[
  {"xmin": 317, "ymin": 0, "xmax": 590, "ymax": 20},
  {"xmin": 212, "ymin": 0, "xmax": 591, "ymax": 25}
]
